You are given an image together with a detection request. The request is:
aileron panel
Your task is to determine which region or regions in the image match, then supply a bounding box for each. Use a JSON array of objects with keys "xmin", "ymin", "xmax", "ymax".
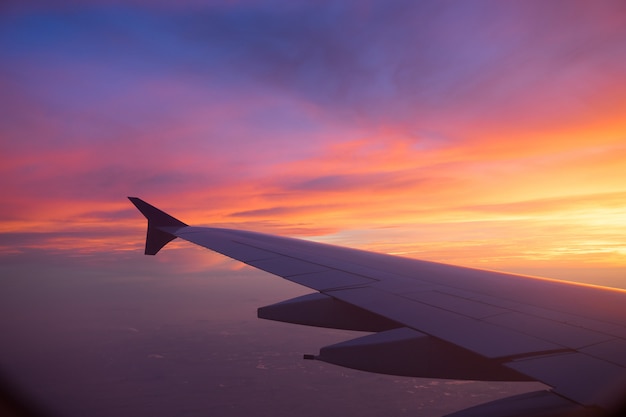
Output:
[
  {"xmin": 486, "ymin": 312, "xmax": 613, "ymax": 349},
  {"xmin": 247, "ymin": 257, "xmax": 329, "ymax": 277},
  {"xmin": 289, "ymin": 270, "xmax": 375, "ymax": 290},
  {"xmin": 329, "ymin": 287, "xmax": 560, "ymax": 358},
  {"xmin": 404, "ymin": 290, "xmax": 508, "ymax": 319}
]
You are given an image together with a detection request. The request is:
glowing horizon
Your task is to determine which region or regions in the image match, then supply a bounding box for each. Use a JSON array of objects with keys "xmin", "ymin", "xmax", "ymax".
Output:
[{"xmin": 1, "ymin": 1, "xmax": 625, "ymax": 288}]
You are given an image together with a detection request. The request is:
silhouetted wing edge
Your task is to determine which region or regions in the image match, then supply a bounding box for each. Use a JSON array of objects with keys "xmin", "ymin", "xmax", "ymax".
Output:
[{"xmin": 129, "ymin": 198, "xmax": 626, "ymax": 416}]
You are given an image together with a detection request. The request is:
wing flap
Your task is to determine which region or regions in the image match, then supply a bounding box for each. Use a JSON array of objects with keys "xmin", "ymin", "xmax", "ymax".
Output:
[
  {"xmin": 507, "ymin": 352, "xmax": 626, "ymax": 408},
  {"xmin": 513, "ymin": 304, "xmax": 626, "ymax": 340},
  {"xmin": 313, "ymin": 327, "xmax": 530, "ymax": 381},
  {"xmin": 443, "ymin": 390, "xmax": 582, "ymax": 417},
  {"xmin": 327, "ymin": 286, "xmax": 563, "ymax": 358},
  {"xmin": 246, "ymin": 257, "xmax": 329, "ymax": 277},
  {"xmin": 403, "ymin": 290, "xmax": 509, "ymax": 320},
  {"xmin": 286, "ymin": 270, "xmax": 375, "ymax": 291},
  {"xmin": 582, "ymin": 339, "xmax": 626, "ymax": 367},
  {"xmin": 485, "ymin": 312, "xmax": 613, "ymax": 349}
]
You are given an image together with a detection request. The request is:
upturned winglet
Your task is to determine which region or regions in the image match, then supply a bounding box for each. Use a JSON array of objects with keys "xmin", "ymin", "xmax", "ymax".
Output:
[{"xmin": 128, "ymin": 197, "xmax": 188, "ymax": 255}]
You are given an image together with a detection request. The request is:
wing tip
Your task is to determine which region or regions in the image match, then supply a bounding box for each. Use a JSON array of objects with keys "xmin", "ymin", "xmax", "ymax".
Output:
[
  {"xmin": 128, "ymin": 197, "xmax": 188, "ymax": 227},
  {"xmin": 128, "ymin": 197, "xmax": 188, "ymax": 255}
]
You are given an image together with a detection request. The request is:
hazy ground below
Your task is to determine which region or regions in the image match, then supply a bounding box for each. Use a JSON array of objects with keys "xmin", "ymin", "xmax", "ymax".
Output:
[{"xmin": 0, "ymin": 260, "xmax": 544, "ymax": 417}]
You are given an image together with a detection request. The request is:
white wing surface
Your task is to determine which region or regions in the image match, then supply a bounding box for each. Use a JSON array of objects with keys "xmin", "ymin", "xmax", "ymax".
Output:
[{"xmin": 129, "ymin": 197, "xmax": 626, "ymax": 417}]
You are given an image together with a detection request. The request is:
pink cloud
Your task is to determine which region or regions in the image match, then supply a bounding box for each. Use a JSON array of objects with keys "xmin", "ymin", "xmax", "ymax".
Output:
[{"xmin": 2, "ymin": 1, "xmax": 626, "ymax": 278}]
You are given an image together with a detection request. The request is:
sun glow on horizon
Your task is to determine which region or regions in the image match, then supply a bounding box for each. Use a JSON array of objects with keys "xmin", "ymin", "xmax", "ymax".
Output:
[{"xmin": 1, "ymin": 1, "xmax": 625, "ymax": 288}]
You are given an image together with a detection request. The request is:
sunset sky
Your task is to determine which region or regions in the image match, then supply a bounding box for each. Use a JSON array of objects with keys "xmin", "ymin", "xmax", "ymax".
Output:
[{"xmin": 1, "ymin": 0, "xmax": 626, "ymax": 287}]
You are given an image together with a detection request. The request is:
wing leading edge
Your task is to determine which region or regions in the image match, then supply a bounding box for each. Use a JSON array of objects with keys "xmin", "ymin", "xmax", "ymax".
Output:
[{"xmin": 129, "ymin": 198, "xmax": 626, "ymax": 417}]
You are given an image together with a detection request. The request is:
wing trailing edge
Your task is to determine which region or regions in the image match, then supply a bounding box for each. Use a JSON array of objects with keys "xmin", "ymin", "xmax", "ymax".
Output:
[
  {"xmin": 128, "ymin": 197, "xmax": 188, "ymax": 255},
  {"xmin": 444, "ymin": 390, "xmax": 585, "ymax": 417},
  {"xmin": 128, "ymin": 198, "xmax": 626, "ymax": 416}
]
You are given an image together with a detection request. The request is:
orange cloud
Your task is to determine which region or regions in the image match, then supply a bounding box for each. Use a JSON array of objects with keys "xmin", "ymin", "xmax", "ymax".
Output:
[{"xmin": 2, "ymin": 1, "xmax": 626, "ymax": 288}]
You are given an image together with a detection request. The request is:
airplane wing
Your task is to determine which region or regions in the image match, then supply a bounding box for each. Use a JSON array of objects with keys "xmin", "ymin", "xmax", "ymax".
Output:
[{"xmin": 129, "ymin": 197, "xmax": 626, "ymax": 417}]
